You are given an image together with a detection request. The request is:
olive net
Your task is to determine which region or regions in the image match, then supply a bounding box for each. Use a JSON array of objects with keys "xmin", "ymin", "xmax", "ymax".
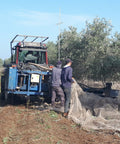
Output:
[{"xmin": 68, "ymin": 80, "xmax": 120, "ymax": 130}]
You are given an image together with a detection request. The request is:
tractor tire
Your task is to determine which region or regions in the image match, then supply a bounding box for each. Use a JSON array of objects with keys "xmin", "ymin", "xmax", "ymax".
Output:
[
  {"xmin": 5, "ymin": 93, "xmax": 15, "ymax": 105},
  {"xmin": 1, "ymin": 76, "xmax": 5, "ymax": 100}
]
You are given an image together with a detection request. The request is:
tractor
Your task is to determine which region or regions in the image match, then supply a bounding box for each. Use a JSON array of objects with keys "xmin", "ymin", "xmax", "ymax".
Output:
[{"xmin": 1, "ymin": 35, "xmax": 52, "ymax": 104}]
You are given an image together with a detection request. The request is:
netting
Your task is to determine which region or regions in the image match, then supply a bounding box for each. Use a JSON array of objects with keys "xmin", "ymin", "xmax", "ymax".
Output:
[{"xmin": 68, "ymin": 80, "xmax": 120, "ymax": 130}]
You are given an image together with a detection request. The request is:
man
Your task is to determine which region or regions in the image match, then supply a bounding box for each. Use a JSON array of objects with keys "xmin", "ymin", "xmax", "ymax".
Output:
[
  {"xmin": 61, "ymin": 58, "xmax": 74, "ymax": 117},
  {"xmin": 51, "ymin": 61, "xmax": 65, "ymax": 108},
  {"xmin": 24, "ymin": 51, "xmax": 37, "ymax": 63}
]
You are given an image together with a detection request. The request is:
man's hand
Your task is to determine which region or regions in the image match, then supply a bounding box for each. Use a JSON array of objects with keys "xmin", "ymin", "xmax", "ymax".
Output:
[{"xmin": 72, "ymin": 77, "xmax": 75, "ymax": 83}]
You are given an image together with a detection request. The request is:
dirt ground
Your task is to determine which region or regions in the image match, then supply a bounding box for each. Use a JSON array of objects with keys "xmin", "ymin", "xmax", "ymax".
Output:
[{"xmin": 0, "ymin": 103, "xmax": 120, "ymax": 144}]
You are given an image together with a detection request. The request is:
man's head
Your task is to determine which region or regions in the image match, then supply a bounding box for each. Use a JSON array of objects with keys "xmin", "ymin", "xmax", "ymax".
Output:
[
  {"xmin": 65, "ymin": 58, "xmax": 73, "ymax": 66},
  {"xmin": 56, "ymin": 61, "xmax": 62, "ymax": 67}
]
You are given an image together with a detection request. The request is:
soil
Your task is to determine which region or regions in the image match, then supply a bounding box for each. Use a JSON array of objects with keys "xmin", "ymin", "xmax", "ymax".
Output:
[{"xmin": 0, "ymin": 103, "xmax": 120, "ymax": 144}]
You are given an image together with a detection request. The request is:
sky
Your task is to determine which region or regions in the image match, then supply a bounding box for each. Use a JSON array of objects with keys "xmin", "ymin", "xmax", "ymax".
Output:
[{"xmin": 0, "ymin": 0, "xmax": 120, "ymax": 60}]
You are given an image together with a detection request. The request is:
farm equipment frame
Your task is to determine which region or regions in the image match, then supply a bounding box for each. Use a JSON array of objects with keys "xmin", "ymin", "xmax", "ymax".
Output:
[{"xmin": 1, "ymin": 35, "xmax": 52, "ymax": 104}]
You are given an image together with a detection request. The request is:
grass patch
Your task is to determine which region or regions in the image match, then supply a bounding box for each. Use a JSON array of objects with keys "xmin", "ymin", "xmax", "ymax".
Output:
[
  {"xmin": 56, "ymin": 140, "xmax": 63, "ymax": 144},
  {"xmin": 34, "ymin": 135, "xmax": 41, "ymax": 140},
  {"xmin": 45, "ymin": 125, "xmax": 51, "ymax": 129},
  {"xmin": 3, "ymin": 137, "xmax": 9, "ymax": 144},
  {"xmin": 61, "ymin": 125, "xmax": 68, "ymax": 130},
  {"xmin": 71, "ymin": 124, "xmax": 77, "ymax": 128},
  {"xmin": 36, "ymin": 118, "xmax": 44, "ymax": 124},
  {"xmin": 15, "ymin": 108, "xmax": 22, "ymax": 114},
  {"xmin": 49, "ymin": 111, "xmax": 58, "ymax": 119}
]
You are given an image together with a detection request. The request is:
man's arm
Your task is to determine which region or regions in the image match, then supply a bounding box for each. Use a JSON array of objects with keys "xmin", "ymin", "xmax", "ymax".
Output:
[{"xmin": 67, "ymin": 68, "xmax": 74, "ymax": 83}]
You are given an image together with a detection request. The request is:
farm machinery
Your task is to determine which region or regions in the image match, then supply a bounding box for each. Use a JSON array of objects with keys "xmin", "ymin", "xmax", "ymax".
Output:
[{"xmin": 1, "ymin": 35, "xmax": 52, "ymax": 104}]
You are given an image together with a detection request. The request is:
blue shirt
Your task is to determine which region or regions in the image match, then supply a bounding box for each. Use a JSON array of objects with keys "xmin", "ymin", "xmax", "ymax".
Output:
[
  {"xmin": 51, "ymin": 65, "xmax": 62, "ymax": 87},
  {"xmin": 61, "ymin": 66, "xmax": 73, "ymax": 88}
]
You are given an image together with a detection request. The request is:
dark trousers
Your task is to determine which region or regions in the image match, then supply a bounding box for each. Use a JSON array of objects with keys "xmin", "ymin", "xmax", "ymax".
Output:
[
  {"xmin": 63, "ymin": 87, "xmax": 71, "ymax": 113},
  {"xmin": 51, "ymin": 86, "xmax": 65, "ymax": 106}
]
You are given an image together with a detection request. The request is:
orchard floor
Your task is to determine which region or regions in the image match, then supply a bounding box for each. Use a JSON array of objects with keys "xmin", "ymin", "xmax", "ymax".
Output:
[{"xmin": 0, "ymin": 104, "xmax": 120, "ymax": 144}]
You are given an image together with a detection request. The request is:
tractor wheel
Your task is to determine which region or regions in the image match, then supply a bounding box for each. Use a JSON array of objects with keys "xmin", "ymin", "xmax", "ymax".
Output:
[
  {"xmin": 5, "ymin": 91, "xmax": 8, "ymax": 103},
  {"xmin": 5, "ymin": 93, "xmax": 15, "ymax": 105},
  {"xmin": 1, "ymin": 76, "xmax": 5, "ymax": 100}
]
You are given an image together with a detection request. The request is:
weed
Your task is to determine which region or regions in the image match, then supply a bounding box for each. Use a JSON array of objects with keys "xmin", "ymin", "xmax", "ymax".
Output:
[
  {"xmin": 71, "ymin": 124, "xmax": 76, "ymax": 128},
  {"xmin": 49, "ymin": 111, "xmax": 58, "ymax": 119},
  {"xmin": 26, "ymin": 97, "xmax": 30, "ymax": 108},
  {"xmin": 35, "ymin": 111, "xmax": 40, "ymax": 115},
  {"xmin": 61, "ymin": 125, "xmax": 68, "ymax": 130},
  {"xmin": 56, "ymin": 140, "xmax": 63, "ymax": 144},
  {"xmin": 3, "ymin": 137, "xmax": 9, "ymax": 144},
  {"xmin": 36, "ymin": 118, "xmax": 44, "ymax": 124},
  {"xmin": 76, "ymin": 123, "xmax": 81, "ymax": 128},
  {"xmin": 8, "ymin": 128, "xmax": 13, "ymax": 137},
  {"xmin": 34, "ymin": 135, "xmax": 41, "ymax": 139},
  {"xmin": 15, "ymin": 108, "xmax": 22, "ymax": 114},
  {"xmin": 45, "ymin": 125, "xmax": 51, "ymax": 129}
]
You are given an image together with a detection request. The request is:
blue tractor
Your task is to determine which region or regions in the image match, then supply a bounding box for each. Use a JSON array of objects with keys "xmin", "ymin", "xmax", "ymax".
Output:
[{"xmin": 1, "ymin": 35, "xmax": 52, "ymax": 104}]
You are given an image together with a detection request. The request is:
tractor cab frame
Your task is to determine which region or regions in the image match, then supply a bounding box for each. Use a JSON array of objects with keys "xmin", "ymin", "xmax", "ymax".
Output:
[{"xmin": 11, "ymin": 35, "xmax": 49, "ymax": 65}]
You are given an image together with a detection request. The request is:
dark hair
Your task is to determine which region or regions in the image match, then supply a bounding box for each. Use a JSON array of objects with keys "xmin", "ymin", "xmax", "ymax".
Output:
[
  {"xmin": 56, "ymin": 61, "xmax": 62, "ymax": 65},
  {"xmin": 65, "ymin": 58, "xmax": 73, "ymax": 64}
]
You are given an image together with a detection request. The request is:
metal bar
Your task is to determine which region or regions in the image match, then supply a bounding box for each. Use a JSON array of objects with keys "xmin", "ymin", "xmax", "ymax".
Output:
[
  {"xmin": 11, "ymin": 35, "xmax": 18, "ymax": 43},
  {"xmin": 16, "ymin": 47, "xmax": 19, "ymax": 64},
  {"xmin": 31, "ymin": 37, "xmax": 38, "ymax": 42},
  {"xmin": 16, "ymin": 71, "xmax": 18, "ymax": 88},
  {"xmin": 19, "ymin": 48, "xmax": 47, "ymax": 52},
  {"xmin": 11, "ymin": 35, "xmax": 49, "ymax": 44},
  {"xmin": 17, "ymin": 34, "xmax": 47, "ymax": 38},
  {"xmin": 22, "ymin": 70, "xmax": 49, "ymax": 75},
  {"xmin": 39, "ymin": 75, "xmax": 42, "ymax": 92},
  {"xmin": 45, "ymin": 51, "xmax": 48, "ymax": 64},
  {"xmin": 41, "ymin": 37, "xmax": 49, "ymax": 43},
  {"xmin": 22, "ymin": 36, "xmax": 28, "ymax": 42},
  {"xmin": 23, "ymin": 76, "xmax": 26, "ymax": 85},
  {"xmin": 10, "ymin": 42, "xmax": 13, "ymax": 63},
  {"xmin": 17, "ymin": 35, "xmax": 48, "ymax": 43},
  {"xmin": 8, "ymin": 91, "xmax": 47, "ymax": 96},
  {"xmin": 27, "ymin": 74, "xmax": 31, "ymax": 96}
]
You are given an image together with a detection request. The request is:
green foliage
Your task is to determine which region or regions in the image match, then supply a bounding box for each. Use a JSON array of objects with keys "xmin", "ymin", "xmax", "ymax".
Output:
[
  {"xmin": 49, "ymin": 111, "xmax": 58, "ymax": 118},
  {"xmin": 3, "ymin": 137, "xmax": 9, "ymax": 144},
  {"xmin": 60, "ymin": 26, "xmax": 79, "ymax": 59},
  {"xmin": 47, "ymin": 41, "xmax": 57, "ymax": 65},
  {"xmin": 56, "ymin": 140, "xmax": 63, "ymax": 144},
  {"xmin": 0, "ymin": 58, "xmax": 3, "ymax": 67},
  {"xmin": 59, "ymin": 17, "xmax": 120, "ymax": 82},
  {"xmin": 90, "ymin": 55, "xmax": 120, "ymax": 81},
  {"xmin": 4, "ymin": 57, "xmax": 11, "ymax": 66},
  {"xmin": 15, "ymin": 108, "xmax": 22, "ymax": 114},
  {"xmin": 80, "ymin": 17, "xmax": 112, "ymax": 81}
]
